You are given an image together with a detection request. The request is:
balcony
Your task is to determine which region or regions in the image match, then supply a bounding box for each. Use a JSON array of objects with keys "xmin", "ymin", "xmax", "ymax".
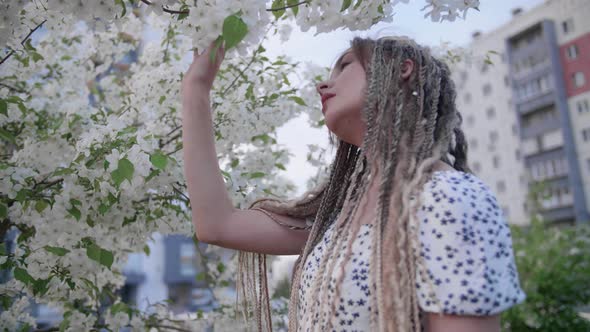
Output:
[
  {"xmin": 540, "ymin": 206, "xmax": 576, "ymax": 223},
  {"xmin": 122, "ymin": 253, "xmax": 146, "ymax": 285}
]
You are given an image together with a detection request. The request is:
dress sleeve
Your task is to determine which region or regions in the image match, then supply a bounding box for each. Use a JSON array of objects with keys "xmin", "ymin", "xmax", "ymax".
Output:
[{"xmin": 412, "ymin": 172, "xmax": 526, "ymax": 316}]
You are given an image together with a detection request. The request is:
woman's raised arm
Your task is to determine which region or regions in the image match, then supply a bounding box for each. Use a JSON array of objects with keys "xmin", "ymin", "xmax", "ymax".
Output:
[{"xmin": 181, "ymin": 41, "xmax": 309, "ymax": 255}]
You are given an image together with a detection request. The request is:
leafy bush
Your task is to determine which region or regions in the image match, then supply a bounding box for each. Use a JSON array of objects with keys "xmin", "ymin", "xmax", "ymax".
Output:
[{"xmin": 502, "ymin": 217, "xmax": 590, "ymax": 331}]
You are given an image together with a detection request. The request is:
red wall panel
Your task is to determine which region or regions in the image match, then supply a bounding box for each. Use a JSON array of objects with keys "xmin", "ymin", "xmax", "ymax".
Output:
[{"xmin": 560, "ymin": 33, "xmax": 590, "ymax": 97}]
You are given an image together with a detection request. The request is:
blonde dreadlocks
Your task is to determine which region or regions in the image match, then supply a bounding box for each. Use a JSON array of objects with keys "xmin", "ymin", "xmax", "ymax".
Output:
[{"xmin": 236, "ymin": 36, "xmax": 472, "ymax": 331}]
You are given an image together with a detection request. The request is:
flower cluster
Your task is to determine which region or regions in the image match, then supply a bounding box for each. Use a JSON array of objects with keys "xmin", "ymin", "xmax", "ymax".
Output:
[{"xmin": 0, "ymin": 0, "xmax": 480, "ymax": 330}]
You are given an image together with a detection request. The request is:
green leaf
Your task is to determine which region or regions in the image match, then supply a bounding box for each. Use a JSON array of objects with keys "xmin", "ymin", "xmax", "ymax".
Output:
[
  {"xmin": 14, "ymin": 267, "xmax": 34, "ymax": 285},
  {"xmin": 143, "ymin": 245, "xmax": 150, "ymax": 256},
  {"xmin": 252, "ymin": 134, "xmax": 268, "ymax": 143},
  {"xmin": 0, "ymin": 203, "xmax": 7, "ymax": 218},
  {"xmin": 275, "ymin": 163, "xmax": 286, "ymax": 171},
  {"xmin": 222, "ymin": 15, "xmax": 248, "ymax": 50},
  {"xmin": 271, "ymin": 0, "xmax": 286, "ymax": 19},
  {"xmin": 0, "ymin": 127, "xmax": 16, "ymax": 144},
  {"xmin": 209, "ymin": 35, "xmax": 224, "ymax": 63},
  {"xmin": 115, "ymin": 0, "xmax": 126, "ymax": 17},
  {"xmin": 340, "ymin": 0, "xmax": 352, "ymax": 11},
  {"xmin": 31, "ymin": 52, "xmax": 44, "ymax": 62},
  {"xmin": 111, "ymin": 157, "xmax": 134, "ymax": 187},
  {"xmin": 98, "ymin": 202, "xmax": 110, "ymax": 215},
  {"xmin": 288, "ymin": 96, "xmax": 307, "ymax": 106},
  {"xmin": 230, "ymin": 158, "xmax": 239, "ymax": 168},
  {"xmin": 249, "ymin": 172, "xmax": 266, "ymax": 179},
  {"xmin": 24, "ymin": 39, "xmax": 35, "ymax": 52},
  {"xmin": 17, "ymin": 323, "xmax": 31, "ymax": 332},
  {"xmin": 119, "ymin": 158, "xmax": 134, "ymax": 179},
  {"xmin": 177, "ymin": 4, "xmax": 189, "ymax": 20},
  {"xmin": 158, "ymin": 95, "xmax": 166, "ymax": 105},
  {"xmin": 86, "ymin": 215, "xmax": 95, "ymax": 227},
  {"xmin": 287, "ymin": 0, "xmax": 300, "ymax": 16},
  {"xmin": 111, "ymin": 302, "xmax": 132, "ymax": 319},
  {"xmin": 150, "ymin": 151, "xmax": 168, "ymax": 170},
  {"xmin": 0, "ymin": 99, "xmax": 7, "ymax": 116},
  {"xmin": 67, "ymin": 205, "xmax": 81, "ymax": 221},
  {"xmin": 35, "ymin": 200, "xmax": 49, "ymax": 213},
  {"xmin": 86, "ymin": 243, "xmax": 114, "ymax": 269},
  {"xmin": 32, "ymin": 277, "xmax": 51, "ymax": 296},
  {"xmin": 317, "ymin": 119, "xmax": 326, "ymax": 126},
  {"xmin": 217, "ymin": 262, "xmax": 226, "ymax": 273},
  {"xmin": 44, "ymin": 246, "xmax": 70, "ymax": 256},
  {"xmin": 0, "ymin": 294, "xmax": 11, "ymax": 310},
  {"xmin": 59, "ymin": 314, "xmax": 71, "ymax": 332}
]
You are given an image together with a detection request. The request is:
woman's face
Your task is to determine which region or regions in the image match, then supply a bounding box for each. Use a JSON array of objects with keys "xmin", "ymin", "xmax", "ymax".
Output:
[{"xmin": 316, "ymin": 49, "xmax": 367, "ymax": 147}]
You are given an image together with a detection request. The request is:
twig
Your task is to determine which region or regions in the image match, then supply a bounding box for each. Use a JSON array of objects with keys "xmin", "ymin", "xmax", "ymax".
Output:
[
  {"xmin": 146, "ymin": 324, "xmax": 192, "ymax": 332},
  {"xmin": 267, "ymin": 1, "xmax": 309, "ymax": 11},
  {"xmin": 139, "ymin": 0, "xmax": 309, "ymax": 15},
  {"xmin": 0, "ymin": 19, "xmax": 47, "ymax": 66},
  {"xmin": 0, "ymin": 82, "xmax": 27, "ymax": 93},
  {"xmin": 160, "ymin": 132, "xmax": 181, "ymax": 148}
]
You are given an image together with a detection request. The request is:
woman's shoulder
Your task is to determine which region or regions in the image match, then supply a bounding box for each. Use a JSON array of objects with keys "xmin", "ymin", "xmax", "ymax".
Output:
[
  {"xmin": 414, "ymin": 170, "xmax": 526, "ymax": 315},
  {"xmin": 416, "ymin": 170, "xmax": 499, "ymax": 211}
]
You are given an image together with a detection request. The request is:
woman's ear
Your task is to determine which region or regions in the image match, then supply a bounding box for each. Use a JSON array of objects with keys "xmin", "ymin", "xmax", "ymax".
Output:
[{"xmin": 401, "ymin": 59, "xmax": 414, "ymax": 80}]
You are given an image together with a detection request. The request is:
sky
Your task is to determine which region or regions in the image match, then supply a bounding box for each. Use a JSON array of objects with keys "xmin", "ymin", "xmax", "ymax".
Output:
[{"xmin": 267, "ymin": 0, "xmax": 546, "ymax": 197}]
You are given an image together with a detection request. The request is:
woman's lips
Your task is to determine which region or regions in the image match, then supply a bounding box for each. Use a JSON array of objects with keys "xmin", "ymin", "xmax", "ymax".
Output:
[{"xmin": 321, "ymin": 94, "xmax": 335, "ymax": 113}]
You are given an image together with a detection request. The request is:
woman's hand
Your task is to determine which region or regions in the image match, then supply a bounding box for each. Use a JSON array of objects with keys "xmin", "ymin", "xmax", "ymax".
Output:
[{"xmin": 181, "ymin": 39, "xmax": 226, "ymax": 100}]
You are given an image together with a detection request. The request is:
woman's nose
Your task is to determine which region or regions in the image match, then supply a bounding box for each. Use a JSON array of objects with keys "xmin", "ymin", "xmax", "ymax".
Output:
[{"xmin": 316, "ymin": 81, "xmax": 329, "ymax": 95}]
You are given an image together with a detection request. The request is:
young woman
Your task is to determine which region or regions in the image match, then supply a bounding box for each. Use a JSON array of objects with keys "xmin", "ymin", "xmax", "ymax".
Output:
[{"xmin": 181, "ymin": 36, "xmax": 526, "ymax": 332}]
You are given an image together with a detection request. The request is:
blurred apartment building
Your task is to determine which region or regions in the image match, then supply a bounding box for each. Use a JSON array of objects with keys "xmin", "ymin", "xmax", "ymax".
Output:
[{"xmin": 453, "ymin": 0, "xmax": 590, "ymax": 225}]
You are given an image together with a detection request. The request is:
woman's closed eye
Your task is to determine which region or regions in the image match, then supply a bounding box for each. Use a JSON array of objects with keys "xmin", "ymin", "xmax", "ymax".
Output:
[{"xmin": 341, "ymin": 62, "xmax": 350, "ymax": 70}]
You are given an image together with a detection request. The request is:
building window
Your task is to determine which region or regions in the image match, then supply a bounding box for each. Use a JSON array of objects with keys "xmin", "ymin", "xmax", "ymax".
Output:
[
  {"xmin": 577, "ymin": 99, "xmax": 590, "ymax": 113},
  {"xmin": 504, "ymin": 75, "xmax": 510, "ymax": 87},
  {"xmin": 486, "ymin": 107, "xmax": 496, "ymax": 119},
  {"xmin": 501, "ymin": 205, "xmax": 510, "ymax": 218},
  {"xmin": 515, "ymin": 74, "xmax": 552, "ymax": 101},
  {"xmin": 566, "ymin": 44, "xmax": 579, "ymax": 60},
  {"xmin": 497, "ymin": 180, "xmax": 506, "ymax": 193},
  {"xmin": 464, "ymin": 92, "xmax": 472, "ymax": 104},
  {"xmin": 515, "ymin": 149, "xmax": 521, "ymax": 160},
  {"xmin": 460, "ymin": 71, "xmax": 468, "ymax": 81},
  {"xmin": 490, "ymin": 130, "xmax": 499, "ymax": 143},
  {"xmin": 469, "ymin": 138, "xmax": 478, "ymax": 149},
  {"xmin": 587, "ymin": 158, "xmax": 590, "ymax": 172},
  {"xmin": 562, "ymin": 18, "xmax": 574, "ymax": 34},
  {"xmin": 573, "ymin": 72, "xmax": 586, "ymax": 88},
  {"xmin": 466, "ymin": 114, "xmax": 475, "ymax": 126},
  {"xmin": 179, "ymin": 242, "xmax": 197, "ymax": 277},
  {"xmin": 512, "ymin": 124, "xmax": 519, "ymax": 136},
  {"xmin": 492, "ymin": 155, "xmax": 500, "ymax": 168},
  {"xmin": 482, "ymin": 83, "xmax": 492, "ymax": 96},
  {"xmin": 582, "ymin": 128, "xmax": 590, "ymax": 142},
  {"xmin": 472, "ymin": 161, "xmax": 481, "ymax": 173}
]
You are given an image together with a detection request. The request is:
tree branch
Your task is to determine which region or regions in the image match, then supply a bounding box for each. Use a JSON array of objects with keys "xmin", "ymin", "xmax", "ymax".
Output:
[
  {"xmin": 267, "ymin": 1, "xmax": 310, "ymax": 11},
  {"xmin": 146, "ymin": 324, "xmax": 192, "ymax": 332},
  {"xmin": 139, "ymin": 0, "xmax": 310, "ymax": 15},
  {"xmin": 0, "ymin": 19, "xmax": 47, "ymax": 66}
]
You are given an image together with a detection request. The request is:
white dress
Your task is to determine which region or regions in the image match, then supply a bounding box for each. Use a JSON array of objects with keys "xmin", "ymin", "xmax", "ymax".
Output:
[{"xmin": 296, "ymin": 170, "xmax": 526, "ymax": 331}]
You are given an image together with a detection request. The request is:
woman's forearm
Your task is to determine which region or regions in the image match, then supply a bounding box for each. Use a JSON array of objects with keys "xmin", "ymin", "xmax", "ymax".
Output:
[{"xmin": 181, "ymin": 93, "xmax": 235, "ymax": 242}]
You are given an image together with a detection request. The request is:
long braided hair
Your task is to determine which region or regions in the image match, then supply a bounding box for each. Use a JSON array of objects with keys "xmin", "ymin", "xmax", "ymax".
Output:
[{"xmin": 236, "ymin": 36, "xmax": 472, "ymax": 331}]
